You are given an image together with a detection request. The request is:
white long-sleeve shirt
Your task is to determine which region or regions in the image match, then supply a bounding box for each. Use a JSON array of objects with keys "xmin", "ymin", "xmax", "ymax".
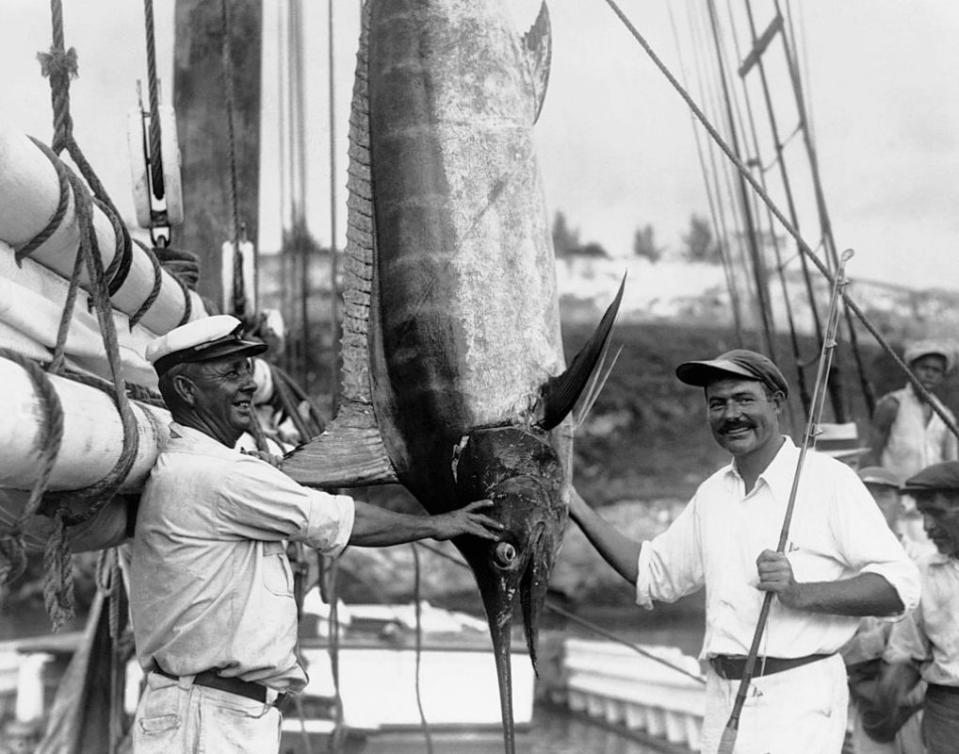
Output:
[{"xmin": 636, "ymin": 437, "xmax": 921, "ymax": 660}]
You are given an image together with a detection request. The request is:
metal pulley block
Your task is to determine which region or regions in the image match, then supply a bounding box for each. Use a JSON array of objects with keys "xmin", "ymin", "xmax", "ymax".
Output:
[{"xmin": 127, "ymin": 103, "xmax": 184, "ymax": 233}]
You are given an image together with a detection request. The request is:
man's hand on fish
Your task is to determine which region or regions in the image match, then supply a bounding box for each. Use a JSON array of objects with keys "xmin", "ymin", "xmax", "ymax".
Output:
[
  {"xmin": 432, "ymin": 499, "xmax": 505, "ymax": 541},
  {"xmin": 756, "ymin": 549, "xmax": 802, "ymax": 608}
]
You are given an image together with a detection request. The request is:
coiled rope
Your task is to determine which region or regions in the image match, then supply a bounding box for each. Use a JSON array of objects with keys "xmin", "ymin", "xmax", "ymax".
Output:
[{"xmin": 0, "ymin": 0, "xmax": 156, "ymax": 631}]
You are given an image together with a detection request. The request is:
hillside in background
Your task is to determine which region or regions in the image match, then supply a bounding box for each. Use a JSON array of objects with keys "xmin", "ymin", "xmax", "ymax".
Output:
[{"xmin": 563, "ymin": 318, "xmax": 959, "ymax": 503}]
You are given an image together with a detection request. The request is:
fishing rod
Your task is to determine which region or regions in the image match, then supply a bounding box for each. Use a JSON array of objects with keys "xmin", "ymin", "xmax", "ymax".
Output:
[{"xmin": 717, "ymin": 248, "xmax": 853, "ymax": 754}]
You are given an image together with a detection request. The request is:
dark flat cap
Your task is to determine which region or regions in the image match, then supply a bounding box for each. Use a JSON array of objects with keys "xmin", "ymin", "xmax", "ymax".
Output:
[
  {"xmin": 676, "ymin": 349, "xmax": 789, "ymax": 397},
  {"xmin": 901, "ymin": 461, "xmax": 959, "ymax": 494}
]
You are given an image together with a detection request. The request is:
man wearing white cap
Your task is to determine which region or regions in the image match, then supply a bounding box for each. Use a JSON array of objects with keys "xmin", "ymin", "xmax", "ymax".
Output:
[
  {"xmin": 569, "ymin": 349, "xmax": 920, "ymax": 754},
  {"xmin": 129, "ymin": 315, "xmax": 504, "ymax": 753},
  {"xmin": 864, "ymin": 339, "xmax": 958, "ymax": 478}
]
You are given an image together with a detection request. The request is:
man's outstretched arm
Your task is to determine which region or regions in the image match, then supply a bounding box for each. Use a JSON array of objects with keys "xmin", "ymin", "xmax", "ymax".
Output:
[
  {"xmin": 568, "ymin": 488, "xmax": 641, "ymax": 584},
  {"xmin": 348, "ymin": 499, "xmax": 504, "ymax": 547}
]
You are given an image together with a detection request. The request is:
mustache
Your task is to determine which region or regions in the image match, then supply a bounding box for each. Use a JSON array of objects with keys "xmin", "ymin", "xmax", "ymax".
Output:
[{"xmin": 719, "ymin": 420, "xmax": 755, "ymax": 434}]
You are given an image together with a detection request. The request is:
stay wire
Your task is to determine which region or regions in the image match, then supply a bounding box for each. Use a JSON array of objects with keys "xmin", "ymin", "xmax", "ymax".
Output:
[
  {"xmin": 666, "ymin": 0, "xmax": 745, "ymax": 344},
  {"xmin": 727, "ymin": 0, "xmax": 810, "ymax": 422},
  {"xmin": 598, "ymin": 0, "xmax": 959, "ymax": 442},
  {"xmin": 219, "ymin": 0, "xmax": 246, "ymax": 320},
  {"xmin": 410, "ymin": 544, "xmax": 435, "ymax": 754}
]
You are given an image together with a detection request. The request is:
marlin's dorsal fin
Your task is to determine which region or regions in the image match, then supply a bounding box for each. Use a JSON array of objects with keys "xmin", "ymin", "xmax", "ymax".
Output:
[
  {"xmin": 282, "ymin": 0, "xmax": 395, "ymax": 489},
  {"xmin": 538, "ymin": 274, "xmax": 626, "ymax": 431},
  {"xmin": 522, "ymin": 1, "xmax": 551, "ymax": 124},
  {"xmin": 282, "ymin": 406, "xmax": 397, "ymax": 488}
]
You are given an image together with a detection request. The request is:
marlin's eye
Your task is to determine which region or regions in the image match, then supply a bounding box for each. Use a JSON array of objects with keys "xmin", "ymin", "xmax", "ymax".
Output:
[{"xmin": 494, "ymin": 541, "xmax": 517, "ymax": 566}]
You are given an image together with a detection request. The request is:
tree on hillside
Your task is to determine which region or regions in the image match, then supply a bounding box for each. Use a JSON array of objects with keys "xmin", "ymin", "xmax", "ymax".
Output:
[
  {"xmin": 681, "ymin": 214, "xmax": 721, "ymax": 264},
  {"xmin": 632, "ymin": 224, "xmax": 663, "ymax": 263},
  {"xmin": 552, "ymin": 211, "xmax": 581, "ymax": 258},
  {"xmin": 579, "ymin": 242, "xmax": 610, "ymax": 258}
]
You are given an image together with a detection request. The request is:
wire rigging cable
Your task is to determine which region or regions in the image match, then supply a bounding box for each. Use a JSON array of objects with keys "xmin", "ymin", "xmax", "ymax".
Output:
[{"xmin": 598, "ymin": 0, "xmax": 959, "ymax": 442}]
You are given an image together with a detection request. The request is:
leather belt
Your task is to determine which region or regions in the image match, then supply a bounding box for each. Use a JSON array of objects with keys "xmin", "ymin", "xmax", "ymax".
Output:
[
  {"xmin": 927, "ymin": 683, "xmax": 959, "ymax": 696},
  {"xmin": 710, "ymin": 653, "xmax": 832, "ymax": 681},
  {"xmin": 153, "ymin": 665, "xmax": 287, "ymax": 708}
]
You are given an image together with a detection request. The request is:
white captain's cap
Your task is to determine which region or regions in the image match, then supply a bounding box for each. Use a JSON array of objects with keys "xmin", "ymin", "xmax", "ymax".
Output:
[{"xmin": 146, "ymin": 315, "xmax": 267, "ymax": 376}]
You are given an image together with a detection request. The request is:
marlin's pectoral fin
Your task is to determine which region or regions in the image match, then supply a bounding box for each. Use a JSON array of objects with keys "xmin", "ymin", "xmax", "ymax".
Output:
[
  {"xmin": 537, "ymin": 273, "xmax": 626, "ymax": 431},
  {"xmin": 281, "ymin": 405, "xmax": 398, "ymax": 488},
  {"xmin": 522, "ymin": 1, "xmax": 551, "ymax": 124}
]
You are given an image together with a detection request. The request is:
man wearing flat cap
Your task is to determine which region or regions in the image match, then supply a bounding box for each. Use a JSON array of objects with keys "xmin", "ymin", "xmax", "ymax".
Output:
[
  {"xmin": 880, "ymin": 461, "xmax": 959, "ymax": 754},
  {"xmin": 129, "ymin": 315, "xmax": 504, "ymax": 754},
  {"xmin": 570, "ymin": 348, "xmax": 920, "ymax": 754},
  {"xmin": 842, "ymin": 466, "xmax": 925, "ymax": 753},
  {"xmin": 864, "ymin": 339, "xmax": 958, "ymax": 478}
]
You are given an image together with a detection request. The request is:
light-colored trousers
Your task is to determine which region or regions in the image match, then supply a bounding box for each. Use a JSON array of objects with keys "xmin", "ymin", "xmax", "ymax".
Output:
[
  {"xmin": 132, "ymin": 671, "xmax": 282, "ymax": 754},
  {"xmin": 700, "ymin": 654, "xmax": 849, "ymax": 754}
]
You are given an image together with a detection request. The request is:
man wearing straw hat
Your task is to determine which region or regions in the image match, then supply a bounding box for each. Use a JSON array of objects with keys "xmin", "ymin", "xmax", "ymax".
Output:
[
  {"xmin": 864, "ymin": 339, "xmax": 958, "ymax": 478},
  {"xmin": 570, "ymin": 349, "xmax": 920, "ymax": 754}
]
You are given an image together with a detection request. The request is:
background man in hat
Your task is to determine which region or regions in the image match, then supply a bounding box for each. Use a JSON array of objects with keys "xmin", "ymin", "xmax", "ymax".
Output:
[
  {"xmin": 569, "ymin": 348, "xmax": 920, "ymax": 754},
  {"xmin": 880, "ymin": 461, "xmax": 959, "ymax": 754},
  {"xmin": 841, "ymin": 466, "xmax": 924, "ymax": 753},
  {"xmin": 863, "ymin": 339, "xmax": 957, "ymax": 478},
  {"xmin": 129, "ymin": 315, "xmax": 505, "ymax": 754}
]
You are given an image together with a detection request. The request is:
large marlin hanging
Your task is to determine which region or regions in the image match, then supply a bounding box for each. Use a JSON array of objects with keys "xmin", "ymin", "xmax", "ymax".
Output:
[{"xmin": 282, "ymin": 1, "xmax": 623, "ymax": 750}]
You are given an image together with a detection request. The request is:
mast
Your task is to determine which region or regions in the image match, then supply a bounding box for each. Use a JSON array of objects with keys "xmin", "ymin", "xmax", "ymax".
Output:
[
  {"xmin": 705, "ymin": 0, "xmax": 779, "ymax": 362},
  {"xmin": 173, "ymin": 0, "xmax": 262, "ymax": 309}
]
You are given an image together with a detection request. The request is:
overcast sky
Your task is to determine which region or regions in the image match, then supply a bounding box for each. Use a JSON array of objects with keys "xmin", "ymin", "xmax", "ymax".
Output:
[{"xmin": 3, "ymin": 1, "xmax": 958, "ymax": 291}]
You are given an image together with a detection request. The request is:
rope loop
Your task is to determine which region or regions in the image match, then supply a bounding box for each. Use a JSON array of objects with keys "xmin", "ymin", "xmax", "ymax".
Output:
[
  {"xmin": 130, "ymin": 239, "xmax": 164, "ymax": 328},
  {"xmin": 14, "ymin": 137, "xmax": 71, "ymax": 265},
  {"xmin": 42, "ymin": 510, "xmax": 75, "ymax": 631}
]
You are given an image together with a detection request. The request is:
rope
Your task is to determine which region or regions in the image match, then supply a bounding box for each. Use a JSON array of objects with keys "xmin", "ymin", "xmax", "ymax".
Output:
[
  {"xmin": 666, "ymin": 2, "xmax": 744, "ymax": 345},
  {"xmin": 219, "ymin": 0, "xmax": 246, "ymax": 320},
  {"xmin": 325, "ymin": 558, "xmax": 346, "ymax": 753},
  {"xmin": 95, "ymin": 197, "xmax": 134, "ymax": 296},
  {"xmin": 328, "ymin": 0, "xmax": 341, "ymax": 415},
  {"xmin": 600, "ymin": 0, "xmax": 959, "ymax": 442},
  {"xmin": 142, "ymin": 0, "xmax": 165, "ymax": 201},
  {"xmin": 42, "ymin": 512, "xmax": 74, "ymax": 632},
  {"xmin": 0, "ymin": 349, "xmax": 64, "ymax": 586},
  {"xmin": 8, "ymin": 0, "xmax": 145, "ymax": 630},
  {"xmin": 703, "ymin": 0, "xmax": 778, "ymax": 362},
  {"xmin": 722, "ymin": 1, "xmax": 811, "ymax": 420},
  {"xmin": 410, "ymin": 544, "xmax": 435, "ymax": 754},
  {"xmin": 130, "ymin": 239, "xmax": 164, "ymax": 328},
  {"xmin": 412, "ymin": 541, "xmax": 706, "ymax": 686},
  {"xmin": 14, "ymin": 137, "xmax": 70, "ymax": 263}
]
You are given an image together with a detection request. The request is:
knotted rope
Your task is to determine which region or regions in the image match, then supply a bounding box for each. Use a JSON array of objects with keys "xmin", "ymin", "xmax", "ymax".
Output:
[{"xmin": 0, "ymin": 0, "xmax": 148, "ymax": 630}]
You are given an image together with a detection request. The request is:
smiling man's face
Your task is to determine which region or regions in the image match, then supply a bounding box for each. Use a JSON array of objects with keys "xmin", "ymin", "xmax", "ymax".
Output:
[
  {"xmin": 706, "ymin": 378, "xmax": 784, "ymax": 461},
  {"xmin": 182, "ymin": 355, "xmax": 258, "ymax": 447}
]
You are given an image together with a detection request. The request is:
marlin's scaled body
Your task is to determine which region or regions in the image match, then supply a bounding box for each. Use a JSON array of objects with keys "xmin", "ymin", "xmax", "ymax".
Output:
[{"xmin": 283, "ymin": 2, "xmax": 622, "ymax": 751}]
